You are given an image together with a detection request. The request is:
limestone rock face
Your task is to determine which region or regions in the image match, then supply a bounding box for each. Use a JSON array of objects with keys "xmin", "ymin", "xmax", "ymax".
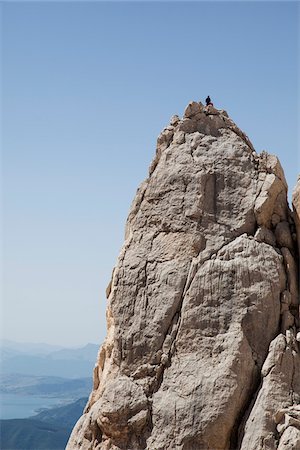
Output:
[
  {"xmin": 67, "ymin": 102, "xmax": 300, "ymax": 450},
  {"xmin": 293, "ymin": 176, "xmax": 300, "ymax": 259}
]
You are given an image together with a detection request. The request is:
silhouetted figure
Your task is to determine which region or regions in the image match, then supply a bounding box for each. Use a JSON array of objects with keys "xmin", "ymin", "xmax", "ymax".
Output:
[{"xmin": 206, "ymin": 95, "xmax": 213, "ymax": 106}]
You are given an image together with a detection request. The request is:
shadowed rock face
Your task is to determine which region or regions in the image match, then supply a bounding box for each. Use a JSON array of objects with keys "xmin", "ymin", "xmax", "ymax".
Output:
[
  {"xmin": 293, "ymin": 177, "xmax": 300, "ymax": 261},
  {"xmin": 67, "ymin": 102, "xmax": 300, "ymax": 450}
]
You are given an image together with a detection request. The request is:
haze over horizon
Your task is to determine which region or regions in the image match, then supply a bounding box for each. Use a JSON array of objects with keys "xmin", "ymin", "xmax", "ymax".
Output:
[
  {"xmin": 1, "ymin": 338, "xmax": 99, "ymax": 349},
  {"xmin": 2, "ymin": 2, "xmax": 299, "ymax": 346}
]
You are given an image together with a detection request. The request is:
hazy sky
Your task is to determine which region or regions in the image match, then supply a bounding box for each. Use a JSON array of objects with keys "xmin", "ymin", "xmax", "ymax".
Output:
[{"xmin": 2, "ymin": 1, "xmax": 299, "ymax": 346}]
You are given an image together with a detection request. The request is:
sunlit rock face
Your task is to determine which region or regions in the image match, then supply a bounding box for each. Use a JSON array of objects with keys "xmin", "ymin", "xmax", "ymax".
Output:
[{"xmin": 67, "ymin": 102, "xmax": 300, "ymax": 450}]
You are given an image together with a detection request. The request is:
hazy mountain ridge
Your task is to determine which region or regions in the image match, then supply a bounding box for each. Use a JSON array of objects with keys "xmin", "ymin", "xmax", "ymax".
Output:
[
  {"xmin": 1, "ymin": 342, "xmax": 99, "ymax": 378},
  {"xmin": 1, "ymin": 373, "xmax": 92, "ymax": 398},
  {"xmin": 33, "ymin": 397, "xmax": 88, "ymax": 428},
  {"xmin": 0, "ymin": 398, "xmax": 87, "ymax": 450},
  {"xmin": 0, "ymin": 341, "xmax": 94, "ymax": 449},
  {"xmin": 1, "ymin": 340, "xmax": 64, "ymax": 356},
  {"xmin": 47, "ymin": 343, "xmax": 99, "ymax": 361},
  {"xmin": 0, "ymin": 418, "xmax": 69, "ymax": 450}
]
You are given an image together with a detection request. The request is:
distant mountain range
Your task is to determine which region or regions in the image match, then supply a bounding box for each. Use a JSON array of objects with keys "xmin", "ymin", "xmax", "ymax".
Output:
[
  {"xmin": 1, "ymin": 373, "xmax": 92, "ymax": 399},
  {"xmin": 0, "ymin": 340, "xmax": 97, "ymax": 448},
  {"xmin": 1, "ymin": 340, "xmax": 64, "ymax": 356},
  {"xmin": 33, "ymin": 397, "xmax": 87, "ymax": 429},
  {"xmin": 0, "ymin": 398, "xmax": 87, "ymax": 450},
  {"xmin": 1, "ymin": 341, "xmax": 99, "ymax": 378}
]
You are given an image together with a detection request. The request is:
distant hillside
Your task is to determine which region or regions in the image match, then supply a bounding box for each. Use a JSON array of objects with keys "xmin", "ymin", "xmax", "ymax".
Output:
[
  {"xmin": 0, "ymin": 398, "xmax": 87, "ymax": 450},
  {"xmin": 1, "ymin": 343, "xmax": 99, "ymax": 378},
  {"xmin": 1, "ymin": 340, "xmax": 64, "ymax": 356},
  {"xmin": 1, "ymin": 347, "xmax": 23, "ymax": 360},
  {"xmin": 49, "ymin": 343, "xmax": 99, "ymax": 361},
  {"xmin": 34, "ymin": 397, "xmax": 87, "ymax": 429},
  {"xmin": 0, "ymin": 418, "xmax": 70, "ymax": 450},
  {"xmin": 1, "ymin": 374, "xmax": 92, "ymax": 399}
]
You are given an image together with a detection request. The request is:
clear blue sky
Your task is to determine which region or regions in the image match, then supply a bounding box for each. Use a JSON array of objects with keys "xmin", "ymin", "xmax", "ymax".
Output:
[{"xmin": 2, "ymin": 1, "xmax": 299, "ymax": 346}]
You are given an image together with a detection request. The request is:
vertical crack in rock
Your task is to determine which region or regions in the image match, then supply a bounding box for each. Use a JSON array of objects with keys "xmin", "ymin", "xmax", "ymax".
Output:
[
  {"xmin": 67, "ymin": 102, "xmax": 300, "ymax": 450},
  {"xmin": 238, "ymin": 329, "xmax": 300, "ymax": 450},
  {"xmin": 152, "ymin": 232, "xmax": 264, "ymax": 409}
]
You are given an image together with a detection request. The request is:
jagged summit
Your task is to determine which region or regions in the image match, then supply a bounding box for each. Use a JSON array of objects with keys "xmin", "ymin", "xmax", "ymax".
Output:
[
  {"xmin": 67, "ymin": 102, "xmax": 300, "ymax": 450},
  {"xmin": 149, "ymin": 101, "xmax": 256, "ymax": 177},
  {"xmin": 165, "ymin": 101, "xmax": 252, "ymax": 145}
]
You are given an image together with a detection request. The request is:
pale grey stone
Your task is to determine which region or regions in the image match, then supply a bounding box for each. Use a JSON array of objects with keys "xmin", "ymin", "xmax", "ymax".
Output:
[
  {"xmin": 170, "ymin": 114, "xmax": 180, "ymax": 126},
  {"xmin": 240, "ymin": 333, "xmax": 300, "ymax": 450},
  {"xmin": 67, "ymin": 102, "xmax": 300, "ymax": 450},
  {"xmin": 293, "ymin": 176, "xmax": 300, "ymax": 260},
  {"xmin": 278, "ymin": 426, "xmax": 300, "ymax": 450}
]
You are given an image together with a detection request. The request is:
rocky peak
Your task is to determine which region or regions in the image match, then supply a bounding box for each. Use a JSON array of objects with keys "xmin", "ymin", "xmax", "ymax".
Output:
[{"xmin": 67, "ymin": 102, "xmax": 300, "ymax": 450}]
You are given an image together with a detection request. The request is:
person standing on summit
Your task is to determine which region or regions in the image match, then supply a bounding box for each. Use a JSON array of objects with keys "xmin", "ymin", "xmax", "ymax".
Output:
[{"xmin": 206, "ymin": 95, "xmax": 213, "ymax": 106}]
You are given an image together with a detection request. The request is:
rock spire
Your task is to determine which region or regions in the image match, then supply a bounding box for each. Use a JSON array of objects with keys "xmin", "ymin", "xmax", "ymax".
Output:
[{"xmin": 67, "ymin": 101, "xmax": 300, "ymax": 450}]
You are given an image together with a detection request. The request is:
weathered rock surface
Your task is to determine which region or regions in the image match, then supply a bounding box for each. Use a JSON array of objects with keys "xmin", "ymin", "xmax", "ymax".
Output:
[
  {"xmin": 67, "ymin": 102, "xmax": 300, "ymax": 450},
  {"xmin": 293, "ymin": 176, "xmax": 300, "ymax": 260}
]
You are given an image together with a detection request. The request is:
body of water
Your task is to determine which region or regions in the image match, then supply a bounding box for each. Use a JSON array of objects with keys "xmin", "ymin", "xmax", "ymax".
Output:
[{"xmin": 0, "ymin": 392, "xmax": 64, "ymax": 419}]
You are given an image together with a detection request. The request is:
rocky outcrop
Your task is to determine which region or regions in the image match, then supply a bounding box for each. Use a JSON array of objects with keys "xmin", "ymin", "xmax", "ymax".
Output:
[
  {"xmin": 293, "ymin": 176, "xmax": 300, "ymax": 260},
  {"xmin": 67, "ymin": 102, "xmax": 300, "ymax": 450}
]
